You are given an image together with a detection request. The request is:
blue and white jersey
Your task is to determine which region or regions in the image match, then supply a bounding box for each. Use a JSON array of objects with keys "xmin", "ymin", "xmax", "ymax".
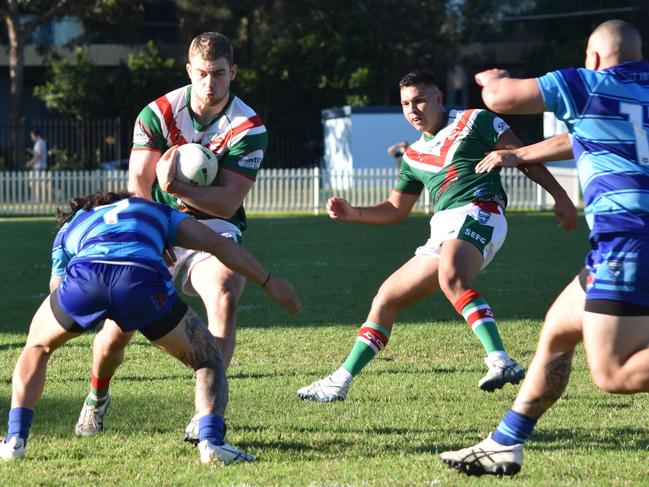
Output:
[
  {"xmin": 537, "ymin": 61, "xmax": 649, "ymax": 237},
  {"xmin": 51, "ymin": 197, "xmax": 190, "ymax": 277}
]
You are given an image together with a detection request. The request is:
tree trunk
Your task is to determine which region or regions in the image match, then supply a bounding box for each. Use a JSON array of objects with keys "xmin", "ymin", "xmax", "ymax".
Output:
[
  {"xmin": 3, "ymin": 0, "xmax": 71, "ymax": 168},
  {"xmin": 5, "ymin": 2, "xmax": 26, "ymax": 169}
]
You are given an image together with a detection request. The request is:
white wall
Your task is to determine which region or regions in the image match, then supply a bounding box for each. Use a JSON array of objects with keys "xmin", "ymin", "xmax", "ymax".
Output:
[
  {"xmin": 350, "ymin": 112, "xmax": 420, "ymax": 169},
  {"xmin": 322, "ymin": 106, "xmax": 419, "ymax": 174}
]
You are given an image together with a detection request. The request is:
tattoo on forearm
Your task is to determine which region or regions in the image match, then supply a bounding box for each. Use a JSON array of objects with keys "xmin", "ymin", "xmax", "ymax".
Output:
[{"xmin": 514, "ymin": 351, "xmax": 574, "ymax": 417}]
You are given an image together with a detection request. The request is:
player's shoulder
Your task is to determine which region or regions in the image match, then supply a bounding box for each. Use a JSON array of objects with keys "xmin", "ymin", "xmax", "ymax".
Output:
[
  {"xmin": 139, "ymin": 85, "xmax": 189, "ymax": 118},
  {"xmin": 227, "ymin": 94, "xmax": 266, "ymax": 129},
  {"xmin": 450, "ymin": 108, "xmax": 502, "ymax": 126}
]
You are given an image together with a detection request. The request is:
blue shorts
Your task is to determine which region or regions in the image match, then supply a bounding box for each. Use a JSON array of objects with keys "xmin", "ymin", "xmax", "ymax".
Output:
[
  {"xmin": 52, "ymin": 262, "xmax": 186, "ymax": 336},
  {"xmin": 582, "ymin": 234, "xmax": 649, "ymax": 312}
]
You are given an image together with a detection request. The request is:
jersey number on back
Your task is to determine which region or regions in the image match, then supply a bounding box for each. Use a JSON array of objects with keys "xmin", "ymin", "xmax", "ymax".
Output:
[
  {"xmin": 620, "ymin": 102, "xmax": 649, "ymax": 165},
  {"xmin": 102, "ymin": 199, "xmax": 130, "ymax": 224}
]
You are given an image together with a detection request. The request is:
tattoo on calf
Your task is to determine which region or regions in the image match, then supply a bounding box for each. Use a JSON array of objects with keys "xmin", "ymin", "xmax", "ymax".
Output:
[
  {"xmin": 180, "ymin": 309, "xmax": 228, "ymax": 413},
  {"xmin": 179, "ymin": 309, "xmax": 224, "ymax": 370},
  {"xmin": 514, "ymin": 351, "xmax": 574, "ymax": 418}
]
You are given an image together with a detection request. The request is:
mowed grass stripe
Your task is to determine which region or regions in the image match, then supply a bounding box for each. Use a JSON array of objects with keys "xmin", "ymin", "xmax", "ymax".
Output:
[{"xmin": 2, "ymin": 213, "xmax": 647, "ymax": 485}]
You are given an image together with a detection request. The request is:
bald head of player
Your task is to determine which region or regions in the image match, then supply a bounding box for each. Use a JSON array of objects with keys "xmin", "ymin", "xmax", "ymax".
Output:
[{"xmin": 586, "ymin": 20, "xmax": 643, "ymax": 70}]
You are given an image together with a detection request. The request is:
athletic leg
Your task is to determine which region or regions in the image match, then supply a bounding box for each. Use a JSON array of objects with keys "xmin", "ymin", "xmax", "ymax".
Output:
[
  {"xmin": 580, "ymin": 233, "xmax": 649, "ymax": 392},
  {"xmin": 438, "ymin": 238, "xmax": 523, "ymax": 391},
  {"xmin": 151, "ymin": 306, "xmax": 253, "ymax": 464},
  {"xmin": 297, "ymin": 255, "xmax": 440, "ymax": 401},
  {"xmin": 440, "ymin": 276, "xmax": 585, "ymax": 476},
  {"xmin": 582, "ymin": 313, "xmax": 649, "ymax": 393},
  {"xmin": 2, "ymin": 296, "xmax": 82, "ymax": 460},
  {"xmin": 190, "ymin": 256, "xmax": 246, "ymax": 370},
  {"xmin": 75, "ymin": 320, "xmax": 133, "ymax": 436}
]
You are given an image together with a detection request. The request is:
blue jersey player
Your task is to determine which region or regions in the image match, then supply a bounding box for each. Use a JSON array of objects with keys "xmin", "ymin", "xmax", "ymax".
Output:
[
  {"xmin": 0, "ymin": 191, "xmax": 300, "ymax": 464},
  {"xmin": 440, "ymin": 19, "xmax": 649, "ymax": 476}
]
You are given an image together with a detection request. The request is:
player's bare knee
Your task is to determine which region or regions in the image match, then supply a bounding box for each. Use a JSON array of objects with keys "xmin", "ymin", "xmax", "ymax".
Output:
[
  {"xmin": 438, "ymin": 275, "xmax": 468, "ymax": 302},
  {"xmin": 589, "ymin": 366, "xmax": 625, "ymax": 393},
  {"xmin": 370, "ymin": 291, "xmax": 401, "ymax": 318},
  {"xmin": 21, "ymin": 343, "xmax": 55, "ymax": 366},
  {"xmin": 94, "ymin": 333, "xmax": 128, "ymax": 360}
]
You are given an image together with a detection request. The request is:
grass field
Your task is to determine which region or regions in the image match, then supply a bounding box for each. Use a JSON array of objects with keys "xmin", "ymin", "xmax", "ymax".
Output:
[{"xmin": 1, "ymin": 212, "xmax": 648, "ymax": 486}]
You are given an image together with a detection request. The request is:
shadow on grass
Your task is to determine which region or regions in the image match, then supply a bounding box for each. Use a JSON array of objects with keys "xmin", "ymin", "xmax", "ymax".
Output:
[
  {"xmin": 0, "ymin": 341, "xmax": 26, "ymax": 352},
  {"xmin": 440, "ymin": 425, "xmax": 649, "ymax": 454}
]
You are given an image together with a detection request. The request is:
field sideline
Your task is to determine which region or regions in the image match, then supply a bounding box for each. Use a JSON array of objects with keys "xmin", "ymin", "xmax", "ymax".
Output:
[{"xmin": 1, "ymin": 213, "xmax": 648, "ymax": 486}]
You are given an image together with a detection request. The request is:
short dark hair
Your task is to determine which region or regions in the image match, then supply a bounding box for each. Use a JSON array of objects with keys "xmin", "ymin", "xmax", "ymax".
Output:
[
  {"xmin": 188, "ymin": 32, "xmax": 234, "ymax": 65},
  {"xmin": 399, "ymin": 70, "xmax": 440, "ymax": 90},
  {"xmin": 31, "ymin": 130, "xmax": 42, "ymax": 137}
]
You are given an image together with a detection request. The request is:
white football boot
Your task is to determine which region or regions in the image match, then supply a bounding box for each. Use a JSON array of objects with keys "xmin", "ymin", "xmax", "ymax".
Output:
[
  {"xmin": 75, "ymin": 396, "xmax": 110, "ymax": 436},
  {"xmin": 440, "ymin": 434, "xmax": 523, "ymax": 476},
  {"xmin": 479, "ymin": 357, "xmax": 525, "ymax": 392},
  {"xmin": 198, "ymin": 440, "xmax": 255, "ymax": 465},
  {"xmin": 0, "ymin": 437, "xmax": 26, "ymax": 461},
  {"xmin": 297, "ymin": 374, "xmax": 350, "ymax": 402}
]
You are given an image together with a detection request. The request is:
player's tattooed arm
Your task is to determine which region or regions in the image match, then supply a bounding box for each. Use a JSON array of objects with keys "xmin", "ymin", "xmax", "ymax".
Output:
[{"xmin": 513, "ymin": 351, "xmax": 574, "ymax": 418}]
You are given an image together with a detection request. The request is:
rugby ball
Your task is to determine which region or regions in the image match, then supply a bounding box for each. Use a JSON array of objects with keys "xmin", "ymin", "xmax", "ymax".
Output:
[{"xmin": 175, "ymin": 143, "xmax": 218, "ymax": 186}]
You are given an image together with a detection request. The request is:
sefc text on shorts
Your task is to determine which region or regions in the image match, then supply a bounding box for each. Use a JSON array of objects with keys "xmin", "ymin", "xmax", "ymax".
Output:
[
  {"xmin": 414, "ymin": 201, "xmax": 507, "ymax": 269},
  {"xmin": 51, "ymin": 261, "xmax": 188, "ymax": 339}
]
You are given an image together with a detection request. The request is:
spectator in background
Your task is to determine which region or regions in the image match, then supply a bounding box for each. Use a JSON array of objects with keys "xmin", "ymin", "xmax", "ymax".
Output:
[
  {"xmin": 26, "ymin": 130, "xmax": 48, "ymax": 202},
  {"xmin": 386, "ymin": 140, "xmax": 409, "ymax": 168},
  {"xmin": 26, "ymin": 130, "xmax": 47, "ymax": 171}
]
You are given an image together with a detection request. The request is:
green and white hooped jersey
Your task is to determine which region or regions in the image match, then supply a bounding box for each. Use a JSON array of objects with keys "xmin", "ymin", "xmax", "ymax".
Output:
[
  {"xmin": 395, "ymin": 109, "xmax": 510, "ymax": 212},
  {"xmin": 132, "ymin": 85, "xmax": 268, "ymax": 231}
]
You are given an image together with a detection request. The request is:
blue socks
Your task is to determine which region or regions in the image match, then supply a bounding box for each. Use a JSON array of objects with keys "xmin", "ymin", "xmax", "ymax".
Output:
[
  {"xmin": 198, "ymin": 414, "xmax": 225, "ymax": 445},
  {"xmin": 7, "ymin": 407, "xmax": 34, "ymax": 443},
  {"xmin": 491, "ymin": 410, "xmax": 537, "ymax": 446}
]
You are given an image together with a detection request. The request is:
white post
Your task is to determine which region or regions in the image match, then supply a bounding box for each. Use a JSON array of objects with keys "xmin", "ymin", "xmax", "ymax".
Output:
[
  {"xmin": 536, "ymin": 185, "xmax": 547, "ymax": 210},
  {"xmin": 313, "ymin": 166, "xmax": 320, "ymax": 215}
]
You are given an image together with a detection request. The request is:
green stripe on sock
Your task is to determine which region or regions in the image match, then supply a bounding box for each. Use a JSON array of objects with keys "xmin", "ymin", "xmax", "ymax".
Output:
[{"xmin": 472, "ymin": 321, "xmax": 504, "ymax": 354}]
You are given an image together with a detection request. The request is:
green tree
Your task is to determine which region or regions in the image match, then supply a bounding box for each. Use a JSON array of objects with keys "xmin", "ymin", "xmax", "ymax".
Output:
[
  {"xmin": 34, "ymin": 47, "xmax": 109, "ymax": 118},
  {"xmin": 0, "ymin": 0, "xmax": 141, "ymax": 167},
  {"xmin": 176, "ymin": 0, "xmax": 460, "ymax": 121},
  {"xmin": 34, "ymin": 41, "xmax": 184, "ymax": 119}
]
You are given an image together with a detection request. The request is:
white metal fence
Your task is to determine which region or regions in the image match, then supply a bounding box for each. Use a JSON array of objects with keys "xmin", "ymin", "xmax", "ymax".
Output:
[{"xmin": 0, "ymin": 167, "xmax": 580, "ymax": 216}]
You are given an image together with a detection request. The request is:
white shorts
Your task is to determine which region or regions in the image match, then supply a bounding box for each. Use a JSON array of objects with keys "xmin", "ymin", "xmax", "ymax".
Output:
[
  {"xmin": 168, "ymin": 219, "xmax": 242, "ymax": 296},
  {"xmin": 414, "ymin": 201, "xmax": 507, "ymax": 269}
]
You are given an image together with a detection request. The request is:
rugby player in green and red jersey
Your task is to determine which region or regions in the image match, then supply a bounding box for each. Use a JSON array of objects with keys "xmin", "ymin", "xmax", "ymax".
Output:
[
  {"xmin": 74, "ymin": 32, "xmax": 267, "ymax": 441},
  {"xmin": 298, "ymin": 70, "xmax": 577, "ymax": 402}
]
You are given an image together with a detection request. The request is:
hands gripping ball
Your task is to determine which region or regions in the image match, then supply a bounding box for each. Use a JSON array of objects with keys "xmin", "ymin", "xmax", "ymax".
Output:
[{"xmin": 175, "ymin": 144, "xmax": 218, "ymax": 186}]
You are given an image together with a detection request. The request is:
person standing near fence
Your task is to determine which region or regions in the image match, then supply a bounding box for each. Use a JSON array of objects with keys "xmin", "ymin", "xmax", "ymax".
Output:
[
  {"xmin": 297, "ymin": 69, "xmax": 576, "ymax": 403},
  {"xmin": 440, "ymin": 19, "xmax": 649, "ymax": 477},
  {"xmin": 73, "ymin": 32, "xmax": 268, "ymax": 442},
  {"xmin": 25, "ymin": 130, "xmax": 48, "ymax": 202}
]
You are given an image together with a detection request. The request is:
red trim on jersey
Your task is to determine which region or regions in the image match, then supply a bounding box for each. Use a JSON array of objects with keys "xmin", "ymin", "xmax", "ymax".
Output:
[
  {"xmin": 221, "ymin": 166, "xmax": 256, "ymax": 181},
  {"xmin": 209, "ymin": 115, "xmax": 264, "ymax": 152},
  {"xmin": 453, "ymin": 289, "xmax": 481, "ymax": 314},
  {"xmin": 438, "ymin": 165, "xmax": 458, "ymax": 196},
  {"xmin": 405, "ymin": 109, "xmax": 474, "ymax": 168},
  {"xmin": 472, "ymin": 201, "xmax": 501, "ymax": 214},
  {"xmin": 154, "ymin": 96, "xmax": 188, "ymax": 146}
]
